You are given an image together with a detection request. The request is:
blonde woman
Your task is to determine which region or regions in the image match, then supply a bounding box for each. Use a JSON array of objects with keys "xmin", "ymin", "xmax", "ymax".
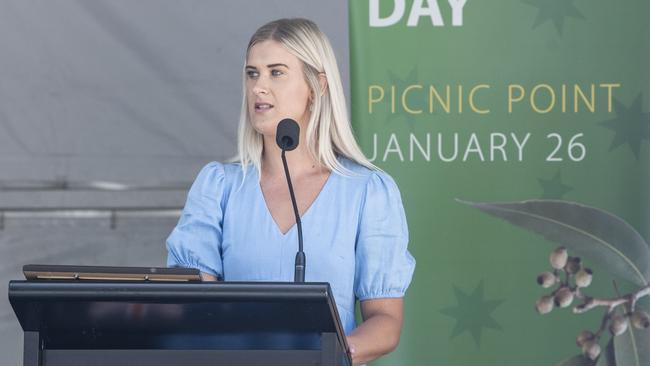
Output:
[{"xmin": 166, "ymin": 18, "xmax": 415, "ymax": 365}]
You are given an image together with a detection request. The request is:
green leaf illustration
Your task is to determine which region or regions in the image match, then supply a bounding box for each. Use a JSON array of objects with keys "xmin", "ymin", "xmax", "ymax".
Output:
[
  {"xmin": 613, "ymin": 323, "xmax": 650, "ymax": 366},
  {"xmin": 458, "ymin": 199, "xmax": 650, "ymax": 286},
  {"xmin": 556, "ymin": 354, "xmax": 594, "ymax": 366}
]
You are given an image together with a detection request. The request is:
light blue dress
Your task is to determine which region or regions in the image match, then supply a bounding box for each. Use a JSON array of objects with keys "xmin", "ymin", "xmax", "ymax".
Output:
[{"xmin": 166, "ymin": 157, "xmax": 416, "ymax": 335}]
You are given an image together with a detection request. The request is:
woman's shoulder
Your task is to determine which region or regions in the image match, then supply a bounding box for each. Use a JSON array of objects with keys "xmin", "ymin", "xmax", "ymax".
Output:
[
  {"xmin": 189, "ymin": 161, "xmax": 248, "ymax": 196},
  {"xmin": 337, "ymin": 157, "xmax": 399, "ymax": 191},
  {"xmin": 195, "ymin": 161, "xmax": 246, "ymax": 179}
]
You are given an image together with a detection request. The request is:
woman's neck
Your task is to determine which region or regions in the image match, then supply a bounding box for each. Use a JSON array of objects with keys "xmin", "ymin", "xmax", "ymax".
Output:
[{"xmin": 260, "ymin": 135, "xmax": 325, "ymax": 180}]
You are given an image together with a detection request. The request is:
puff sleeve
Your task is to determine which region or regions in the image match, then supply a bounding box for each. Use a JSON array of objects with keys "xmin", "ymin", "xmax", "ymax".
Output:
[
  {"xmin": 354, "ymin": 171, "xmax": 416, "ymax": 301},
  {"xmin": 166, "ymin": 162, "xmax": 225, "ymax": 279}
]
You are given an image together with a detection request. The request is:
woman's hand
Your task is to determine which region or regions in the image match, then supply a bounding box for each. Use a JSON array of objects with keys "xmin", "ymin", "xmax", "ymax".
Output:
[
  {"xmin": 346, "ymin": 298, "xmax": 404, "ymax": 365},
  {"xmin": 200, "ymin": 272, "xmax": 219, "ymax": 281}
]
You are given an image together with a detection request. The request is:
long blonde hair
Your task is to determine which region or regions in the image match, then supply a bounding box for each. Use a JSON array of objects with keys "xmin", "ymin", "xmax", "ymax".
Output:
[{"xmin": 235, "ymin": 18, "xmax": 376, "ymax": 176}]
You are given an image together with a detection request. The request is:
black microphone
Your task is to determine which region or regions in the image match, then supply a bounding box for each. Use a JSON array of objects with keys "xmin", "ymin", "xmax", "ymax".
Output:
[
  {"xmin": 276, "ymin": 118, "xmax": 300, "ymax": 150},
  {"xmin": 275, "ymin": 119, "xmax": 306, "ymax": 282}
]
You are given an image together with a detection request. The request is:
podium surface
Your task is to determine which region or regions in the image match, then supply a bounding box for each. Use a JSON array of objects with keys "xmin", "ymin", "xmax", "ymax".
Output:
[{"xmin": 9, "ymin": 280, "xmax": 352, "ymax": 366}]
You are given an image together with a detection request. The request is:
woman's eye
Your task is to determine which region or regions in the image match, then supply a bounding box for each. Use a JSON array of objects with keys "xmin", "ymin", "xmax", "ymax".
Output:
[
  {"xmin": 246, "ymin": 70, "xmax": 259, "ymax": 78},
  {"xmin": 271, "ymin": 69, "xmax": 283, "ymax": 77}
]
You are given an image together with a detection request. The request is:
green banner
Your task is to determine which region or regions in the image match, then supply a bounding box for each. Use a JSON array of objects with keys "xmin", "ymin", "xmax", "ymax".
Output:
[{"xmin": 349, "ymin": 0, "xmax": 650, "ymax": 365}]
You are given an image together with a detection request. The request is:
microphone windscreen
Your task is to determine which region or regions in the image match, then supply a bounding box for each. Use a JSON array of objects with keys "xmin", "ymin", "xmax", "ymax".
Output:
[{"xmin": 276, "ymin": 119, "xmax": 300, "ymax": 151}]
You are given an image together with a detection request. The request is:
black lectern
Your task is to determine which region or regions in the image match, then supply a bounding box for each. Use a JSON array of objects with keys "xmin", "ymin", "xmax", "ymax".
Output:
[{"xmin": 9, "ymin": 281, "xmax": 352, "ymax": 366}]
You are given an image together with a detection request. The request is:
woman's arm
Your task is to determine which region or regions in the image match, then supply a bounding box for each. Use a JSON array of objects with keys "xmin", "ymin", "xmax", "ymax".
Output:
[
  {"xmin": 200, "ymin": 272, "xmax": 219, "ymax": 281},
  {"xmin": 346, "ymin": 298, "xmax": 404, "ymax": 365}
]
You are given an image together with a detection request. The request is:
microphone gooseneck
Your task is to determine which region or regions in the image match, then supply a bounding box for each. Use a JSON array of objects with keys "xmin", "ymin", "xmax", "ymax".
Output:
[{"xmin": 275, "ymin": 119, "xmax": 305, "ymax": 282}]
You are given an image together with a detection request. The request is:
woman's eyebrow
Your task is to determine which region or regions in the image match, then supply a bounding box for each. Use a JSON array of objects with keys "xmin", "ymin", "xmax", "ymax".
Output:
[
  {"xmin": 244, "ymin": 63, "xmax": 289, "ymax": 69},
  {"xmin": 266, "ymin": 63, "xmax": 289, "ymax": 69}
]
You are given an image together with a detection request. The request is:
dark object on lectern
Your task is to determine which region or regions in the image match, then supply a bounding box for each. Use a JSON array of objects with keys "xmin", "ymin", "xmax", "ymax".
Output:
[
  {"xmin": 9, "ymin": 280, "xmax": 352, "ymax": 366},
  {"xmin": 22, "ymin": 264, "xmax": 201, "ymax": 282}
]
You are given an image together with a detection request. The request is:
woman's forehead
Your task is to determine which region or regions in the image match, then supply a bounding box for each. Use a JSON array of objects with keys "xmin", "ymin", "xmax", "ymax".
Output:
[{"xmin": 247, "ymin": 40, "xmax": 300, "ymax": 68}]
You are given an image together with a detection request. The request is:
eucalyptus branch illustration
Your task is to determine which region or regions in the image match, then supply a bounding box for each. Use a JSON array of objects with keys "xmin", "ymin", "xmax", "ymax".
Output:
[
  {"xmin": 458, "ymin": 199, "xmax": 650, "ymax": 366},
  {"xmin": 535, "ymin": 246, "xmax": 650, "ymax": 361}
]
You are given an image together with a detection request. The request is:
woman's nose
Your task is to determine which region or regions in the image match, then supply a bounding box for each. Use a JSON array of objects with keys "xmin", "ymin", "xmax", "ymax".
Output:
[
  {"xmin": 253, "ymin": 85, "xmax": 268, "ymax": 95},
  {"xmin": 252, "ymin": 78, "xmax": 269, "ymax": 95}
]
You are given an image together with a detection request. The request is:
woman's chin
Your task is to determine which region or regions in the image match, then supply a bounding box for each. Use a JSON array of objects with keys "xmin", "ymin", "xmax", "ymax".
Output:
[{"xmin": 251, "ymin": 118, "xmax": 277, "ymax": 136}]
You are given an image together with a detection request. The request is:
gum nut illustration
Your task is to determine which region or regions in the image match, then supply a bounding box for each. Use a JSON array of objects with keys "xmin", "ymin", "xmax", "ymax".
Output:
[
  {"xmin": 550, "ymin": 247, "xmax": 568, "ymax": 269},
  {"xmin": 582, "ymin": 341, "xmax": 601, "ymax": 361},
  {"xmin": 609, "ymin": 314, "xmax": 629, "ymax": 336},
  {"xmin": 574, "ymin": 268, "xmax": 593, "ymax": 288},
  {"xmin": 536, "ymin": 272, "xmax": 556, "ymax": 288},
  {"xmin": 554, "ymin": 287, "xmax": 574, "ymax": 308},
  {"xmin": 565, "ymin": 257, "xmax": 582, "ymax": 274},
  {"xmin": 536, "ymin": 296, "xmax": 554, "ymax": 314},
  {"xmin": 576, "ymin": 330, "xmax": 595, "ymax": 347},
  {"xmin": 631, "ymin": 310, "xmax": 650, "ymax": 329}
]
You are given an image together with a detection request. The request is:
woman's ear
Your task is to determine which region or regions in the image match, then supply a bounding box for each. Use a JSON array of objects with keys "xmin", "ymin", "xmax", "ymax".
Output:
[{"xmin": 318, "ymin": 72, "xmax": 328, "ymax": 96}]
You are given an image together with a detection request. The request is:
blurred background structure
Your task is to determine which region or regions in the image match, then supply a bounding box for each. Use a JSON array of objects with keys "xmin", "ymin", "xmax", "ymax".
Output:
[{"xmin": 0, "ymin": 1, "xmax": 350, "ymax": 364}]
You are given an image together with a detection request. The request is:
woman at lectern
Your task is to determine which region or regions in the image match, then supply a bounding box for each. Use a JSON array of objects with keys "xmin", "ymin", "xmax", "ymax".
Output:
[{"xmin": 166, "ymin": 18, "xmax": 415, "ymax": 365}]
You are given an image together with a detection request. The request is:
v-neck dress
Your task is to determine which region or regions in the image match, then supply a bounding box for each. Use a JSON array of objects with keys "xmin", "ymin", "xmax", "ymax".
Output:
[{"xmin": 166, "ymin": 157, "xmax": 416, "ymax": 335}]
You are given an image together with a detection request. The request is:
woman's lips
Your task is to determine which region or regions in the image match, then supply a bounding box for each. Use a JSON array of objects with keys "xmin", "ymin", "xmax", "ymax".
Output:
[{"xmin": 255, "ymin": 102, "xmax": 274, "ymax": 113}]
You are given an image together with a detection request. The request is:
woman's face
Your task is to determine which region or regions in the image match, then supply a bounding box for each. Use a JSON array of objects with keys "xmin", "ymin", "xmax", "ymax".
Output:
[{"xmin": 245, "ymin": 40, "xmax": 312, "ymax": 138}]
